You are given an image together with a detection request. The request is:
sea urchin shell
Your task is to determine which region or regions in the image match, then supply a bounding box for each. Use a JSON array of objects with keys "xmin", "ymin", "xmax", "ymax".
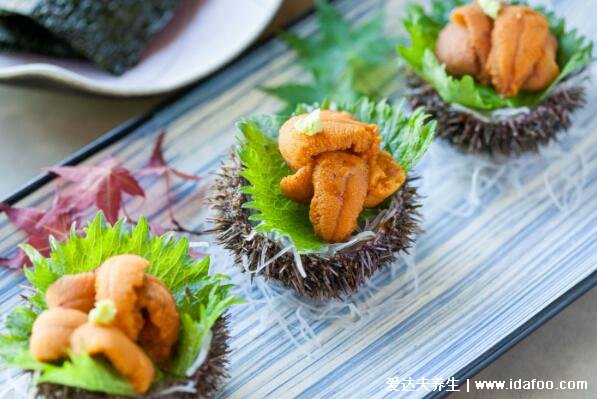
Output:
[
  {"xmin": 34, "ymin": 316, "xmax": 230, "ymax": 399},
  {"xmin": 407, "ymin": 75, "xmax": 586, "ymax": 156},
  {"xmin": 211, "ymin": 152, "xmax": 422, "ymax": 299}
]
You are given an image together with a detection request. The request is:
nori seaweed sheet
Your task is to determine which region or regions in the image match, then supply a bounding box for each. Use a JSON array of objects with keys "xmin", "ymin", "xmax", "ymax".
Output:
[
  {"xmin": 0, "ymin": 0, "xmax": 182, "ymax": 75},
  {"xmin": 0, "ymin": 14, "xmax": 81, "ymax": 58}
]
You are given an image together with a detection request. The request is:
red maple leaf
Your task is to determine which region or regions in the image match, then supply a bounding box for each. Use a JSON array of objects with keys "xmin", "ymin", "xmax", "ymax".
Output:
[
  {"xmin": 136, "ymin": 132, "xmax": 201, "ymax": 230},
  {"xmin": 0, "ymin": 132, "xmax": 206, "ymax": 270},
  {"xmin": 49, "ymin": 157, "xmax": 145, "ymax": 224},
  {"xmin": 0, "ymin": 200, "xmax": 79, "ymax": 268}
]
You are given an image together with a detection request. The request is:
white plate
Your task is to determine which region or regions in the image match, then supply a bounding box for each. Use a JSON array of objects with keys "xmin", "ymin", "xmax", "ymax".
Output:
[{"xmin": 0, "ymin": 0, "xmax": 283, "ymax": 96}]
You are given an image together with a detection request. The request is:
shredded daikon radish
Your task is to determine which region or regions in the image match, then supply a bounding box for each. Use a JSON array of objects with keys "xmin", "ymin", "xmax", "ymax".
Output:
[
  {"xmin": 245, "ymin": 229, "xmax": 257, "ymax": 241},
  {"xmin": 327, "ymin": 231, "xmax": 376, "ymax": 254},
  {"xmin": 290, "ymin": 243, "xmax": 307, "ymax": 278},
  {"xmin": 155, "ymin": 380, "xmax": 197, "ymax": 396},
  {"xmin": 256, "ymin": 245, "xmax": 292, "ymax": 274},
  {"xmin": 450, "ymin": 103, "xmax": 531, "ymax": 123}
]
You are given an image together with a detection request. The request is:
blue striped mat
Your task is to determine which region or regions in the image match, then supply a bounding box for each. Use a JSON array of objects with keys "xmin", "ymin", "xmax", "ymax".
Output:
[{"xmin": 0, "ymin": 0, "xmax": 595, "ymax": 398}]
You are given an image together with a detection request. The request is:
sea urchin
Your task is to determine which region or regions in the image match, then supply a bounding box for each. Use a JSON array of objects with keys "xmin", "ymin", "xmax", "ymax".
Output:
[
  {"xmin": 210, "ymin": 99, "xmax": 433, "ymax": 299},
  {"xmin": 0, "ymin": 214, "xmax": 239, "ymax": 399},
  {"xmin": 398, "ymin": 0, "xmax": 593, "ymax": 157},
  {"xmin": 211, "ymin": 152, "xmax": 422, "ymax": 299},
  {"xmin": 407, "ymin": 74, "xmax": 586, "ymax": 156}
]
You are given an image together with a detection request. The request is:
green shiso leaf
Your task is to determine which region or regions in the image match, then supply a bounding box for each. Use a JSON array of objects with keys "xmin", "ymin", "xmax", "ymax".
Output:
[
  {"xmin": 397, "ymin": 0, "xmax": 594, "ymax": 110},
  {"xmin": 5, "ymin": 306, "xmax": 36, "ymax": 341},
  {"xmin": 0, "ymin": 212, "xmax": 241, "ymax": 395},
  {"xmin": 168, "ymin": 313, "xmax": 208, "ymax": 377},
  {"xmin": 263, "ymin": 0, "xmax": 398, "ymax": 113},
  {"xmin": 0, "ymin": 307, "xmax": 36, "ymax": 367},
  {"xmin": 169, "ymin": 270, "xmax": 242, "ymax": 375},
  {"xmin": 238, "ymin": 115, "xmax": 325, "ymax": 253},
  {"xmin": 237, "ymin": 98, "xmax": 435, "ymax": 254},
  {"xmin": 38, "ymin": 353, "xmax": 137, "ymax": 397}
]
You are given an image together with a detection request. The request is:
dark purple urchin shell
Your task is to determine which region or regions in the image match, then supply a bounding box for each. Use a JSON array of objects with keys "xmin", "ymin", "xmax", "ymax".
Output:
[
  {"xmin": 210, "ymin": 152, "xmax": 422, "ymax": 299},
  {"xmin": 406, "ymin": 75, "xmax": 587, "ymax": 156},
  {"xmin": 34, "ymin": 316, "xmax": 230, "ymax": 399}
]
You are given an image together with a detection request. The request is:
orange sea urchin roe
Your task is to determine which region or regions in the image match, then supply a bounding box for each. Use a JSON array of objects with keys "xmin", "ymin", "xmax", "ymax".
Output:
[
  {"xmin": 138, "ymin": 275, "xmax": 180, "ymax": 363},
  {"xmin": 280, "ymin": 162, "xmax": 315, "ymax": 203},
  {"xmin": 436, "ymin": 3, "xmax": 493, "ymax": 82},
  {"xmin": 30, "ymin": 308, "xmax": 88, "ymax": 362},
  {"xmin": 521, "ymin": 32, "xmax": 559, "ymax": 92},
  {"xmin": 27, "ymin": 255, "xmax": 185, "ymax": 395},
  {"xmin": 364, "ymin": 150, "xmax": 406, "ymax": 208},
  {"xmin": 70, "ymin": 322, "xmax": 155, "ymax": 394},
  {"xmin": 486, "ymin": 5, "xmax": 557, "ymax": 97},
  {"xmin": 46, "ymin": 272, "xmax": 96, "ymax": 313},
  {"xmin": 95, "ymin": 254, "xmax": 148, "ymax": 340},
  {"xmin": 435, "ymin": 2, "xmax": 559, "ymax": 97},
  {"xmin": 279, "ymin": 110, "xmax": 405, "ymax": 243},
  {"xmin": 310, "ymin": 152, "xmax": 369, "ymax": 243},
  {"xmin": 279, "ymin": 110, "xmax": 381, "ymax": 171},
  {"xmin": 436, "ymin": 22, "xmax": 480, "ymax": 78}
]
